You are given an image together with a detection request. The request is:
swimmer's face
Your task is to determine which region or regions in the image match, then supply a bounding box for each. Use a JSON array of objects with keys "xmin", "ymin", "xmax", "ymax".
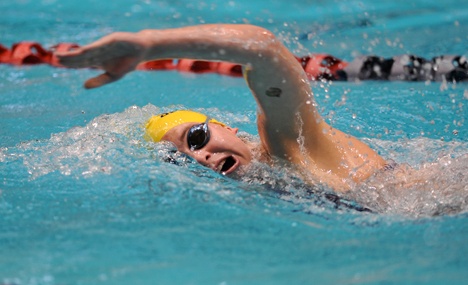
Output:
[{"xmin": 162, "ymin": 122, "xmax": 252, "ymax": 175}]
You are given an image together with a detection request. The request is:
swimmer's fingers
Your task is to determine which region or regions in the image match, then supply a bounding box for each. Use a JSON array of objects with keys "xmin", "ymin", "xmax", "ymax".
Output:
[
  {"xmin": 84, "ymin": 72, "xmax": 124, "ymax": 89},
  {"xmin": 56, "ymin": 33, "xmax": 147, "ymax": 68},
  {"xmin": 56, "ymin": 45, "xmax": 113, "ymax": 68},
  {"xmin": 57, "ymin": 45, "xmax": 134, "ymax": 69},
  {"xmin": 56, "ymin": 32, "xmax": 146, "ymax": 88}
]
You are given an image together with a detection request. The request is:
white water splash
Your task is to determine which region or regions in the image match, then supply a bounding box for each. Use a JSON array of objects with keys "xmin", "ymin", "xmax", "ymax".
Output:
[
  {"xmin": 350, "ymin": 138, "xmax": 468, "ymax": 217},
  {"xmin": 2, "ymin": 106, "xmax": 467, "ymax": 218}
]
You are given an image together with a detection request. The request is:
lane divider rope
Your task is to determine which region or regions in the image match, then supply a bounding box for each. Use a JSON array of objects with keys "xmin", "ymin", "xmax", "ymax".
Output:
[
  {"xmin": 0, "ymin": 41, "xmax": 349, "ymax": 80},
  {"xmin": 1, "ymin": 41, "xmax": 466, "ymax": 82}
]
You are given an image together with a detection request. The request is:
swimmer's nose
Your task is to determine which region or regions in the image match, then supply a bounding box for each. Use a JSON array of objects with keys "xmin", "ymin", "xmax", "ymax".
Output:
[{"xmin": 191, "ymin": 149, "xmax": 213, "ymax": 167}]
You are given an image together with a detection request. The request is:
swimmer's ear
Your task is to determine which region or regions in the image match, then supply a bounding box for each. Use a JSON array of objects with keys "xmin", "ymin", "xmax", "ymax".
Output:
[{"xmin": 226, "ymin": 126, "xmax": 238, "ymax": 134}]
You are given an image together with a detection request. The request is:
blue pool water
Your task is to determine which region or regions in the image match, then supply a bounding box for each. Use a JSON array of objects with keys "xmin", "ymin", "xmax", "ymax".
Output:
[{"xmin": 1, "ymin": 0, "xmax": 468, "ymax": 284}]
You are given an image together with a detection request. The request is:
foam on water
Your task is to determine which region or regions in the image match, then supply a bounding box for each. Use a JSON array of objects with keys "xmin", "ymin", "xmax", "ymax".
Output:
[
  {"xmin": 2, "ymin": 105, "xmax": 466, "ymax": 219},
  {"xmin": 354, "ymin": 138, "xmax": 468, "ymax": 217}
]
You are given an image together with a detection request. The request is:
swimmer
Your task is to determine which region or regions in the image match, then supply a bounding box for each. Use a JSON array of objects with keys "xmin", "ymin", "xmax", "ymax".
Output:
[{"xmin": 57, "ymin": 24, "xmax": 388, "ymax": 192}]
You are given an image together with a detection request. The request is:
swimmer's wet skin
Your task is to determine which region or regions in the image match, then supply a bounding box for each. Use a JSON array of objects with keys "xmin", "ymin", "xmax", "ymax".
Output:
[
  {"xmin": 57, "ymin": 24, "xmax": 387, "ymax": 192},
  {"xmin": 145, "ymin": 110, "xmax": 242, "ymax": 175}
]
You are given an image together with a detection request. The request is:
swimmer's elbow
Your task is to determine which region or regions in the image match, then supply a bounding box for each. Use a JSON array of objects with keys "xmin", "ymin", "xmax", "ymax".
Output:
[
  {"xmin": 243, "ymin": 25, "xmax": 279, "ymax": 45},
  {"xmin": 243, "ymin": 25, "xmax": 276, "ymax": 37},
  {"xmin": 137, "ymin": 29, "xmax": 152, "ymax": 36},
  {"xmin": 236, "ymin": 25, "xmax": 288, "ymax": 61},
  {"xmin": 137, "ymin": 29, "xmax": 161, "ymax": 41}
]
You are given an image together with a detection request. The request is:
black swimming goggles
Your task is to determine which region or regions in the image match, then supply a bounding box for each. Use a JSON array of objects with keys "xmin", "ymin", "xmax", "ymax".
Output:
[{"xmin": 187, "ymin": 119, "xmax": 211, "ymax": 150}]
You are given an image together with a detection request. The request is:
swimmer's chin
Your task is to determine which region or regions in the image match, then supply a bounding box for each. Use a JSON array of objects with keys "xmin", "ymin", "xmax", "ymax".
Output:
[{"xmin": 221, "ymin": 161, "xmax": 250, "ymax": 179}]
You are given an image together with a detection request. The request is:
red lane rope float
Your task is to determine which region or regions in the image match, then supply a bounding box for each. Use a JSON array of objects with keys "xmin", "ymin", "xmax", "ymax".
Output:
[
  {"xmin": 0, "ymin": 41, "xmax": 346, "ymax": 80},
  {"xmin": 3, "ymin": 42, "xmax": 51, "ymax": 65},
  {"xmin": 136, "ymin": 59, "xmax": 175, "ymax": 71},
  {"xmin": 0, "ymin": 44, "xmax": 11, "ymax": 63},
  {"xmin": 0, "ymin": 42, "xmax": 79, "ymax": 67},
  {"xmin": 297, "ymin": 54, "xmax": 348, "ymax": 80},
  {"xmin": 217, "ymin": 62, "xmax": 243, "ymax": 77},
  {"xmin": 11, "ymin": 42, "xmax": 51, "ymax": 65}
]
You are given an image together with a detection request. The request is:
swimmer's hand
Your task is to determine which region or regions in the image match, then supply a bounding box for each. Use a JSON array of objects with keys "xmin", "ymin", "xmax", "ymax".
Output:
[{"xmin": 56, "ymin": 32, "xmax": 148, "ymax": 89}]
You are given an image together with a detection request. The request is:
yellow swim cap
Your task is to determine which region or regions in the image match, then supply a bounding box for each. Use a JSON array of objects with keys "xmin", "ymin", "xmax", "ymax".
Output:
[{"xmin": 144, "ymin": 110, "xmax": 225, "ymax": 142}]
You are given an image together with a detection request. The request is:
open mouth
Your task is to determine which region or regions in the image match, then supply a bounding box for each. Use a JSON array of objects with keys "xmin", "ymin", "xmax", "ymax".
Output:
[{"xmin": 219, "ymin": 156, "xmax": 237, "ymax": 174}]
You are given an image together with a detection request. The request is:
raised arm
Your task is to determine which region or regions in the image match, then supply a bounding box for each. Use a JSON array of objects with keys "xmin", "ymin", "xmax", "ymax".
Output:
[
  {"xmin": 58, "ymin": 25, "xmax": 322, "ymax": 156},
  {"xmin": 141, "ymin": 25, "xmax": 329, "ymax": 160},
  {"xmin": 58, "ymin": 24, "xmax": 386, "ymax": 189}
]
